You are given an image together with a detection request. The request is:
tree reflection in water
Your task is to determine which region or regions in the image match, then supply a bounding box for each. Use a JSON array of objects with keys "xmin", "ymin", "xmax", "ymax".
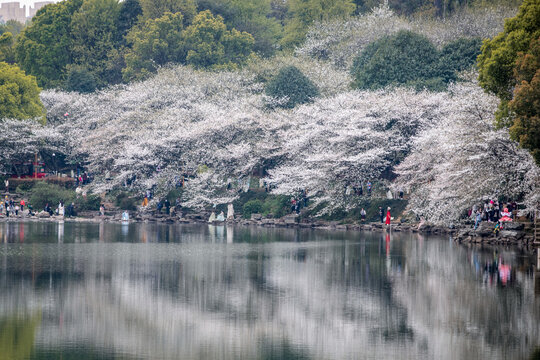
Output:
[{"xmin": 0, "ymin": 222, "xmax": 538, "ymax": 360}]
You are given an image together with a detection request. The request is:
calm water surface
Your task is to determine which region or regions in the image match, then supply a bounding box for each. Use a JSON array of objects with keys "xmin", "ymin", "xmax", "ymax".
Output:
[{"xmin": 0, "ymin": 221, "xmax": 539, "ymax": 360}]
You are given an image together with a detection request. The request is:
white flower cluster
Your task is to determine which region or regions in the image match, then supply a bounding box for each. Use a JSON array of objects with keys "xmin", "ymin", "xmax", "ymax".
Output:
[
  {"xmin": 0, "ymin": 58, "xmax": 522, "ymax": 220},
  {"xmin": 393, "ymin": 82, "xmax": 540, "ymax": 224}
]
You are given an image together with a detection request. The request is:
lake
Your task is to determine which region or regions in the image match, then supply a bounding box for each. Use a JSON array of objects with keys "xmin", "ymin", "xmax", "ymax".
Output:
[{"xmin": 0, "ymin": 221, "xmax": 539, "ymax": 360}]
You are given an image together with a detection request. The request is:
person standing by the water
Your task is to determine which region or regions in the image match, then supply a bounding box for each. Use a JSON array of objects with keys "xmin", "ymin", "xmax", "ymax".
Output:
[
  {"xmin": 475, "ymin": 210, "xmax": 482, "ymax": 230},
  {"xmin": 379, "ymin": 207, "xmax": 384, "ymax": 223},
  {"xmin": 164, "ymin": 199, "xmax": 170, "ymax": 214},
  {"xmin": 100, "ymin": 204, "xmax": 105, "ymax": 217},
  {"xmin": 360, "ymin": 208, "xmax": 366, "ymax": 222},
  {"xmin": 385, "ymin": 207, "xmax": 391, "ymax": 228}
]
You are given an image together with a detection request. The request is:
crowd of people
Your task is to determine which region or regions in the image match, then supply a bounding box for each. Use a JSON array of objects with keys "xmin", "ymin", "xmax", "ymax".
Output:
[
  {"xmin": 343, "ymin": 181, "xmax": 373, "ymax": 197},
  {"xmin": 290, "ymin": 189, "xmax": 309, "ymax": 214},
  {"xmin": 470, "ymin": 200, "xmax": 517, "ymax": 231},
  {"xmin": 1, "ymin": 196, "xmax": 78, "ymax": 218},
  {"xmin": 1, "ymin": 197, "xmax": 27, "ymax": 217}
]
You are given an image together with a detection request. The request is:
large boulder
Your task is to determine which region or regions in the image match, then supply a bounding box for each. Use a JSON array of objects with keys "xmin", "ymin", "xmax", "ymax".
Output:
[
  {"xmin": 417, "ymin": 221, "xmax": 434, "ymax": 233},
  {"xmin": 474, "ymin": 222, "xmax": 494, "ymax": 237},
  {"xmin": 37, "ymin": 211, "xmax": 50, "ymax": 218},
  {"xmin": 501, "ymin": 222, "xmax": 524, "ymax": 231},
  {"xmin": 500, "ymin": 230, "xmax": 524, "ymax": 240}
]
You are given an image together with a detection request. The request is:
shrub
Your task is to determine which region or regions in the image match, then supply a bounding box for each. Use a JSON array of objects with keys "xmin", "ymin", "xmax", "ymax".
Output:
[
  {"xmin": 115, "ymin": 192, "xmax": 137, "ymax": 211},
  {"xmin": 265, "ymin": 66, "xmax": 319, "ymax": 109},
  {"xmin": 166, "ymin": 189, "xmax": 183, "ymax": 203},
  {"xmin": 438, "ymin": 37, "xmax": 482, "ymax": 74},
  {"xmin": 351, "ymin": 31, "xmax": 449, "ymax": 91},
  {"xmin": 74, "ymin": 194, "xmax": 101, "ymax": 211},
  {"xmin": 29, "ymin": 182, "xmax": 75, "ymax": 210},
  {"xmin": 261, "ymin": 195, "xmax": 290, "ymax": 218},
  {"xmin": 243, "ymin": 199, "xmax": 264, "ymax": 218},
  {"xmin": 15, "ymin": 182, "xmax": 35, "ymax": 194},
  {"xmin": 65, "ymin": 65, "xmax": 97, "ymax": 93}
]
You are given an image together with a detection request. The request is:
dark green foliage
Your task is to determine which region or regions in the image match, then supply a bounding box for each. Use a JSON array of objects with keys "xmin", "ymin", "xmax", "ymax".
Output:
[
  {"xmin": 166, "ymin": 188, "xmax": 183, "ymax": 203},
  {"xmin": 64, "ymin": 66, "xmax": 97, "ymax": 93},
  {"xmin": 242, "ymin": 199, "xmax": 264, "ymax": 218},
  {"xmin": 265, "ymin": 66, "xmax": 319, "ymax": 108},
  {"xmin": 115, "ymin": 192, "xmax": 137, "ymax": 210},
  {"xmin": 28, "ymin": 182, "xmax": 75, "ymax": 210},
  {"xmin": 197, "ymin": 0, "xmax": 282, "ymax": 57},
  {"xmin": 74, "ymin": 194, "xmax": 101, "ymax": 210},
  {"xmin": 438, "ymin": 37, "xmax": 482, "ymax": 73},
  {"xmin": 15, "ymin": 0, "xmax": 83, "ymax": 88},
  {"xmin": 351, "ymin": 32, "xmax": 481, "ymax": 92},
  {"xmin": 70, "ymin": 0, "xmax": 121, "ymax": 87},
  {"xmin": 116, "ymin": 0, "xmax": 143, "ymax": 44},
  {"xmin": 231, "ymin": 190, "xmax": 289, "ymax": 218},
  {"xmin": 351, "ymin": 31, "xmax": 446, "ymax": 91}
]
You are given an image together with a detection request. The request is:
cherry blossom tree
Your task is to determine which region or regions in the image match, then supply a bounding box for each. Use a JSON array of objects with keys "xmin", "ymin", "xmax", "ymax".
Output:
[
  {"xmin": 393, "ymin": 80, "xmax": 540, "ymax": 224},
  {"xmin": 34, "ymin": 64, "xmax": 539, "ymax": 219}
]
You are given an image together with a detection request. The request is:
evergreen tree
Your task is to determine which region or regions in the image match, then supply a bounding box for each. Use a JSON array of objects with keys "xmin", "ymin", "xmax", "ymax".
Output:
[
  {"xmin": 351, "ymin": 31, "xmax": 445, "ymax": 91},
  {"xmin": 116, "ymin": 0, "xmax": 143, "ymax": 44},
  {"xmin": 64, "ymin": 65, "xmax": 97, "ymax": 93},
  {"xmin": 265, "ymin": 65, "xmax": 319, "ymax": 108}
]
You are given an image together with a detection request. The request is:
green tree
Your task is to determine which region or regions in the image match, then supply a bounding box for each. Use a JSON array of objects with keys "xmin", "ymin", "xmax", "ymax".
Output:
[
  {"xmin": 0, "ymin": 32, "xmax": 16, "ymax": 64},
  {"xmin": 508, "ymin": 37, "xmax": 540, "ymax": 164},
  {"xmin": 64, "ymin": 65, "xmax": 97, "ymax": 93},
  {"xmin": 477, "ymin": 0, "xmax": 540, "ymax": 162},
  {"xmin": 0, "ymin": 20, "xmax": 25, "ymax": 37},
  {"xmin": 183, "ymin": 10, "xmax": 254, "ymax": 69},
  {"xmin": 116, "ymin": 0, "xmax": 143, "ymax": 44},
  {"xmin": 123, "ymin": 12, "xmax": 185, "ymax": 81},
  {"xmin": 265, "ymin": 65, "xmax": 319, "ymax": 108},
  {"xmin": 438, "ymin": 37, "xmax": 482, "ymax": 73},
  {"xmin": 15, "ymin": 0, "xmax": 83, "ymax": 88},
  {"xmin": 478, "ymin": 0, "xmax": 540, "ymax": 101},
  {"xmin": 351, "ymin": 31, "xmax": 446, "ymax": 91},
  {"xmin": 140, "ymin": 0, "xmax": 197, "ymax": 24},
  {"xmin": 282, "ymin": 0, "xmax": 355, "ymax": 48},
  {"xmin": 0, "ymin": 62, "xmax": 45, "ymax": 122},
  {"xmin": 0, "ymin": 20, "xmax": 25, "ymax": 64},
  {"xmin": 70, "ymin": 0, "xmax": 121, "ymax": 87},
  {"xmin": 197, "ymin": 0, "xmax": 282, "ymax": 57}
]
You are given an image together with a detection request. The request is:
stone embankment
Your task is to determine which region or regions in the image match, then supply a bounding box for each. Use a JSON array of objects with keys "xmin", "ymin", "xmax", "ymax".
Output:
[{"xmin": 1, "ymin": 210, "xmax": 537, "ymax": 248}]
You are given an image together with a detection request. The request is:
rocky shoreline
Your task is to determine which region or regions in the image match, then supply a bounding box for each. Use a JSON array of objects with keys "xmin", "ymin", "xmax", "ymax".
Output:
[{"xmin": 1, "ymin": 210, "xmax": 537, "ymax": 249}]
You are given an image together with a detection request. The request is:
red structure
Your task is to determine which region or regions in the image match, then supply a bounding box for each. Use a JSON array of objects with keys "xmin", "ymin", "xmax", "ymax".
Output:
[{"xmin": 10, "ymin": 161, "xmax": 47, "ymax": 179}]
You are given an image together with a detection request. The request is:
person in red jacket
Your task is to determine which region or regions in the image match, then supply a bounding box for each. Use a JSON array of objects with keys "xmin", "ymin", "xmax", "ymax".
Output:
[
  {"xmin": 385, "ymin": 207, "xmax": 391, "ymax": 226},
  {"xmin": 20, "ymin": 199, "xmax": 25, "ymax": 212}
]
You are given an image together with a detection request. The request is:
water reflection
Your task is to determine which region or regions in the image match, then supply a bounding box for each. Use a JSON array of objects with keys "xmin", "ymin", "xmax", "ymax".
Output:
[{"xmin": 0, "ymin": 222, "xmax": 538, "ymax": 360}]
